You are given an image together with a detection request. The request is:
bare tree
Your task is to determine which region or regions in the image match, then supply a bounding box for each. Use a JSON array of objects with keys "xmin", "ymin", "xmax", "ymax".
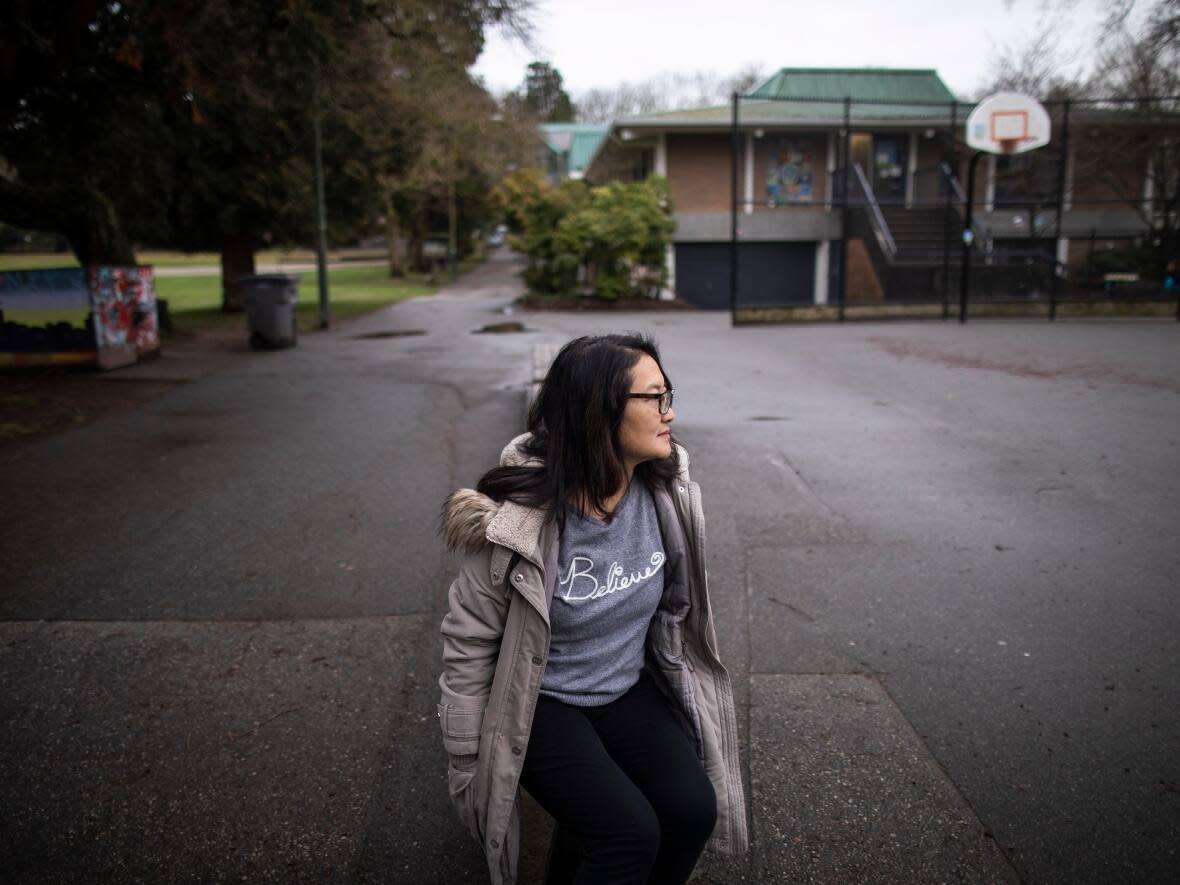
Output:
[
  {"xmin": 1086, "ymin": 0, "xmax": 1180, "ymax": 275},
  {"xmin": 1089, "ymin": 0, "xmax": 1179, "ymax": 96},
  {"xmin": 725, "ymin": 63, "xmax": 767, "ymax": 97},
  {"xmin": 573, "ymin": 65, "xmax": 767, "ymax": 123},
  {"xmin": 973, "ymin": 2, "xmax": 1179, "ymax": 282},
  {"xmin": 976, "ymin": 21, "xmax": 1088, "ymax": 99}
]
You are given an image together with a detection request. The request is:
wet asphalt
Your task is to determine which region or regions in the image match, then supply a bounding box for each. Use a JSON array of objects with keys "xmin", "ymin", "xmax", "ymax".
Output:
[{"xmin": 1, "ymin": 249, "xmax": 1177, "ymax": 883}]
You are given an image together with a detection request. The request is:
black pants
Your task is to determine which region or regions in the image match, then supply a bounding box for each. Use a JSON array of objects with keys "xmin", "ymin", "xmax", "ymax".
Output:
[{"xmin": 520, "ymin": 671, "xmax": 717, "ymax": 885}]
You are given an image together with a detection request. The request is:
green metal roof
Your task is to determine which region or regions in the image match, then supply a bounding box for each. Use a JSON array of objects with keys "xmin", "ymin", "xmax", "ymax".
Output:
[
  {"xmin": 748, "ymin": 68, "xmax": 957, "ymax": 104},
  {"xmin": 611, "ymin": 69, "xmax": 964, "ymax": 129},
  {"xmin": 618, "ymin": 99, "xmax": 959, "ymax": 129},
  {"xmin": 539, "ymin": 123, "xmax": 609, "ymax": 174}
]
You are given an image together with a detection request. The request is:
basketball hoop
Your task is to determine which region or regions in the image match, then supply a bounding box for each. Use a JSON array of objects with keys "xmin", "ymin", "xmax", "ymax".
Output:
[
  {"xmin": 960, "ymin": 93, "xmax": 1052, "ymax": 324},
  {"xmin": 966, "ymin": 93, "xmax": 1050, "ymax": 156}
]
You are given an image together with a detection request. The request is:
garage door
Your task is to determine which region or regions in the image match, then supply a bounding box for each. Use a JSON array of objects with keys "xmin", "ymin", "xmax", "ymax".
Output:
[{"xmin": 674, "ymin": 242, "xmax": 816, "ymax": 310}]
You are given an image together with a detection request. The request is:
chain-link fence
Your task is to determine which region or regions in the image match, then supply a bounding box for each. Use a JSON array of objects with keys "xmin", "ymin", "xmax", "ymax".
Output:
[{"xmin": 727, "ymin": 94, "xmax": 1180, "ymax": 321}]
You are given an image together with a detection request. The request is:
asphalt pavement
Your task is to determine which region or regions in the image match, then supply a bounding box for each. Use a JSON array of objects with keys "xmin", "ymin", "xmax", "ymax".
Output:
[{"xmin": 1, "ymin": 249, "xmax": 1177, "ymax": 883}]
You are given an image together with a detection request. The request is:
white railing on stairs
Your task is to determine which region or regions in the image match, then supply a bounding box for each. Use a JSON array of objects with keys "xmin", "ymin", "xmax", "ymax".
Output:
[
  {"xmin": 940, "ymin": 161, "xmax": 988, "ymax": 249},
  {"xmin": 851, "ymin": 163, "xmax": 898, "ymax": 258}
]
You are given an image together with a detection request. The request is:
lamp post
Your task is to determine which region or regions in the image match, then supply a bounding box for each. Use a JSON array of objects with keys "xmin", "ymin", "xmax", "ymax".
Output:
[{"xmin": 313, "ymin": 64, "xmax": 330, "ymax": 328}]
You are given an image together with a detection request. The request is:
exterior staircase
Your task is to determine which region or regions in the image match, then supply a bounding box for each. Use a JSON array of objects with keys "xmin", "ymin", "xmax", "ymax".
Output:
[
  {"xmin": 842, "ymin": 164, "xmax": 967, "ymax": 302},
  {"xmin": 844, "ymin": 202, "xmax": 962, "ymax": 302},
  {"xmin": 879, "ymin": 206, "xmax": 958, "ymax": 266}
]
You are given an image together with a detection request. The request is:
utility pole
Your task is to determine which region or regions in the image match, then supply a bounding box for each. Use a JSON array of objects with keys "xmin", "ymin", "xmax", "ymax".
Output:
[
  {"xmin": 448, "ymin": 169, "xmax": 458, "ymax": 280},
  {"xmin": 313, "ymin": 65, "xmax": 330, "ymax": 328}
]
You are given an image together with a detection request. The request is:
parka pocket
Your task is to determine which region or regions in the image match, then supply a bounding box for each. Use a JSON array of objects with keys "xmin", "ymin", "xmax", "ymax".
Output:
[
  {"xmin": 438, "ymin": 702, "xmax": 483, "ymax": 756},
  {"xmin": 446, "ymin": 756, "xmax": 483, "ymax": 843},
  {"xmin": 437, "ymin": 676, "xmax": 488, "ymax": 757}
]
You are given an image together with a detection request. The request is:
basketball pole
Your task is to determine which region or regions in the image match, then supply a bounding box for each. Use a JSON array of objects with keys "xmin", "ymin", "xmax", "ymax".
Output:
[
  {"xmin": 1049, "ymin": 99, "xmax": 1071, "ymax": 321},
  {"xmin": 959, "ymin": 150, "xmax": 985, "ymax": 323},
  {"xmin": 962, "ymin": 93, "xmax": 1052, "ymax": 323},
  {"xmin": 729, "ymin": 92, "xmax": 739, "ymax": 325}
]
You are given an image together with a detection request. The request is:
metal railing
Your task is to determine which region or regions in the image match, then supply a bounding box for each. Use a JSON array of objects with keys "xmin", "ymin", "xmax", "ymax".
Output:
[
  {"xmin": 940, "ymin": 161, "xmax": 967, "ymax": 205},
  {"xmin": 850, "ymin": 163, "xmax": 898, "ymax": 257}
]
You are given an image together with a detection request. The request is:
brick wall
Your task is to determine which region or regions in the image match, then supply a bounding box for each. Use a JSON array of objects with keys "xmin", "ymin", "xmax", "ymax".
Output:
[
  {"xmin": 666, "ymin": 134, "xmax": 732, "ymax": 212},
  {"xmin": 666, "ymin": 132, "xmax": 831, "ymax": 213},
  {"xmin": 845, "ymin": 238, "xmax": 884, "ymax": 302},
  {"xmin": 1066, "ymin": 235, "xmax": 1139, "ymax": 278},
  {"xmin": 1070, "ymin": 127, "xmax": 1151, "ymax": 206}
]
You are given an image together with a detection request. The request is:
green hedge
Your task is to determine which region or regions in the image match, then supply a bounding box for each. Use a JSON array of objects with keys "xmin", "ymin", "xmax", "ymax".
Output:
[{"xmin": 513, "ymin": 176, "xmax": 674, "ymax": 299}]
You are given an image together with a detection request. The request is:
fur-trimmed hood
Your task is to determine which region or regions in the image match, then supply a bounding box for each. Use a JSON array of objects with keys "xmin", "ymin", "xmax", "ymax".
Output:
[
  {"xmin": 439, "ymin": 432, "xmax": 540, "ymax": 555},
  {"xmin": 440, "ymin": 431, "xmax": 689, "ymax": 556},
  {"xmin": 440, "ymin": 487, "xmax": 506, "ymax": 554}
]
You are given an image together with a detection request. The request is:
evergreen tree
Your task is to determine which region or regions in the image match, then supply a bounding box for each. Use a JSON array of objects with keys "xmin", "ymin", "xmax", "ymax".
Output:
[
  {"xmin": 511, "ymin": 61, "xmax": 575, "ymax": 123},
  {"xmin": 0, "ymin": 1, "xmax": 532, "ymax": 308}
]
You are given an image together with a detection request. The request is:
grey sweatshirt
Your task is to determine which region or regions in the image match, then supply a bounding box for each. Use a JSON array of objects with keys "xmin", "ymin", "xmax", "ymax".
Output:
[{"xmin": 540, "ymin": 479, "xmax": 667, "ymax": 706}]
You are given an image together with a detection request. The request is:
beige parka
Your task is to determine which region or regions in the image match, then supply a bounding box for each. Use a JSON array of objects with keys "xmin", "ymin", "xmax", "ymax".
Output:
[{"xmin": 438, "ymin": 432, "xmax": 748, "ymax": 884}]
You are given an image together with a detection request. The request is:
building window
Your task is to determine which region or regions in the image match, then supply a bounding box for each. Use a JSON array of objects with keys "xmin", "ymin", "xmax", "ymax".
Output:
[
  {"xmin": 633, "ymin": 148, "xmax": 654, "ymax": 181},
  {"xmin": 995, "ymin": 153, "xmax": 1059, "ymax": 209}
]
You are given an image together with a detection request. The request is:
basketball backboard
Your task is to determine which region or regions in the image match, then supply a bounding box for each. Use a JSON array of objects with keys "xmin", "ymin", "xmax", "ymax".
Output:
[{"xmin": 966, "ymin": 92, "xmax": 1051, "ymax": 154}]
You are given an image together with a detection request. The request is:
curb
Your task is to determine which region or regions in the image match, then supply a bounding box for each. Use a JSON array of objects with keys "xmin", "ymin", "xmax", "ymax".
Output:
[{"xmin": 526, "ymin": 341, "xmax": 561, "ymax": 422}]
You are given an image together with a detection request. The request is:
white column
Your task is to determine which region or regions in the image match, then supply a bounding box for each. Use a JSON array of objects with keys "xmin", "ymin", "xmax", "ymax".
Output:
[
  {"xmin": 825, "ymin": 133, "xmax": 836, "ymax": 210},
  {"xmin": 1059, "ymin": 144, "xmax": 1075, "ymax": 277},
  {"xmin": 1064, "ymin": 141, "xmax": 1074, "ymax": 211},
  {"xmin": 814, "ymin": 240, "xmax": 830, "ymax": 304},
  {"xmin": 985, "ymin": 155, "xmax": 996, "ymax": 212},
  {"xmin": 663, "ymin": 243, "xmax": 675, "ymax": 300},
  {"xmin": 655, "ymin": 133, "xmax": 667, "ymax": 177},
  {"xmin": 906, "ymin": 132, "xmax": 917, "ymax": 208},
  {"xmin": 744, "ymin": 132, "xmax": 754, "ymax": 215},
  {"xmin": 1141, "ymin": 155, "xmax": 1153, "ymax": 218}
]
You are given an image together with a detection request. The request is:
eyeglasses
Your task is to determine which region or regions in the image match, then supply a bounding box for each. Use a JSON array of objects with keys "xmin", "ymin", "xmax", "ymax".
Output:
[{"xmin": 626, "ymin": 388, "xmax": 674, "ymax": 415}]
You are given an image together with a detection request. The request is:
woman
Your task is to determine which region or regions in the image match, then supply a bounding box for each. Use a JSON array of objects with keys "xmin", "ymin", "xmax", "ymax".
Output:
[{"xmin": 437, "ymin": 333, "xmax": 748, "ymax": 885}]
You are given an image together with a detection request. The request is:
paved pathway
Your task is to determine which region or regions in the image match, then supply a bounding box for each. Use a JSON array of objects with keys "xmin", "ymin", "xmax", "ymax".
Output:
[
  {"xmin": 1, "ymin": 250, "xmax": 1177, "ymax": 883},
  {"xmin": 151, "ymin": 258, "xmax": 390, "ymax": 277}
]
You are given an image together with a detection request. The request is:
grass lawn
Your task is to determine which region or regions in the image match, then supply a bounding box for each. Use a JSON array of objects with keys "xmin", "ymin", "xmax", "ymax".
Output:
[
  {"xmin": 2, "ymin": 252, "xmax": 487, "ymax": 337},
  {"xmin": 159, "ymin": 264, "xmax": 437, "ymax": 334},
  {"xmin": 0, "ymin": 248, "xmax": 386, "ymax": 271}
]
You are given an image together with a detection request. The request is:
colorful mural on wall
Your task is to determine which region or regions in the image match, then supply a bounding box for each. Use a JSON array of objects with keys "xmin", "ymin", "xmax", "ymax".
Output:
[
  {"xmin": 0, "ymin": 268, "xmax": 93, "ymax": 364},
  {"xmin": 0, "ymin": 266, "xmax": 159, "ymax": 369},
  {"xmin": 767, "ymin": 138, "xmax": 815, "ymax": 206},
  {"xmin": 89, "ymin": 266, "xmax": 159, "ymax": 369}
]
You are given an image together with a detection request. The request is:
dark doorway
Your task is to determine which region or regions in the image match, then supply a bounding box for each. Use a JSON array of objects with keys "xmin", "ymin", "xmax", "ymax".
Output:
[
  {"xmin": 871, "ymin": 135, "xmax": 907, "ymax": 203},
  {"xmin": 674, "ymin": 242, "xmax": 816, "ymax": 309}
]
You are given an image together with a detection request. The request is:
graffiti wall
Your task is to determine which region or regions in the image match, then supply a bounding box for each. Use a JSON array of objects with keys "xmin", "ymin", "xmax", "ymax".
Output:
[
  {"xmin": 89, "ymin": 266, "xmax": 160, "ymax": 369},
  {"xmin": 0, "ymin": 266, "xmax": 159, "ymax": 369},
  {"xmin": 766, "ymin": 138, "xmax": 815, "ymax": 206}
]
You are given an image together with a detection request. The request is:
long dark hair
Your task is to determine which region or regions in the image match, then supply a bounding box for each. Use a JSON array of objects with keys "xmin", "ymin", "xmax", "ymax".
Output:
[{"xmin": 476, "ymin": 332, "xmax": 681, "ymax": 537}]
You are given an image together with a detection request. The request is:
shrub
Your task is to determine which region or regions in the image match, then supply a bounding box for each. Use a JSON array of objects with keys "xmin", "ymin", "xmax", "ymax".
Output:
[
  {"xmin": 518, "ymin": 179, "xmax": 591, "ymax": 294},
  {"xmin": 491, "ymin": 168, "xmax": 550, "ymax": 235},
  {"xmin": 516, "ymin": 175, "xmax": 674, "ymax": 298}
]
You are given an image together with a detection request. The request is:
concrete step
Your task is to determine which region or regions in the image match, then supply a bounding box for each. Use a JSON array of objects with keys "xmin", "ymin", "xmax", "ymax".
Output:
[
  {"xmin": 528, "ymin": 340, "xmax": 562, "ymax": 419},
  {"xmin": 747, "ymin": 675, "xmax": 1020, "ymax": 883}
]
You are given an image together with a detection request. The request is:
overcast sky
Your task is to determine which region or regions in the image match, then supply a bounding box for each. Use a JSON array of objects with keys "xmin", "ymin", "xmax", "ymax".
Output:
[{"xmin": 472, "ymin": 0, "xmax": 1108, "ymax": 100}]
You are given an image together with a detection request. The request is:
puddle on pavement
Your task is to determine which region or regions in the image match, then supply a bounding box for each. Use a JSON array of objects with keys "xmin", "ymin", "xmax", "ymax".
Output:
[
  {"xmin": 474, "ymin": 321, "xmax": 529, "ymax": 334},
  {"xmin": 351, "ymin": 329, "xmax": 427, "ymax": 340}
]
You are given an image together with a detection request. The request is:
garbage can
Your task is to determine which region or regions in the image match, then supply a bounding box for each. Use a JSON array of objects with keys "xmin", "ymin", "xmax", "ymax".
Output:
[{"xmin": 237, "ymin": 273, "xmax": 299, "ymax": 350}]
